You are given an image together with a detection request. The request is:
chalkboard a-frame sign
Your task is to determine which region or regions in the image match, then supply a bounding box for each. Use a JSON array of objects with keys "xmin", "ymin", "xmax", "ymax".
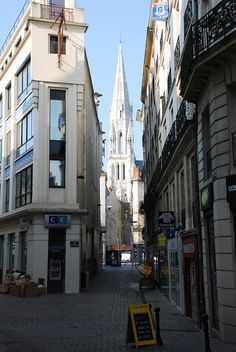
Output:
[{"xmin": 126, "ymin": 304, "xmax": 157, "ymax": 348}]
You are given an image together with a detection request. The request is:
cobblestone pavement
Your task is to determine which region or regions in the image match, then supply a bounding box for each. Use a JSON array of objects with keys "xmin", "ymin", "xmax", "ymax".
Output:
[{"xmin": 0, "ymin": 265, "xmax": 235, "ymax": 352}]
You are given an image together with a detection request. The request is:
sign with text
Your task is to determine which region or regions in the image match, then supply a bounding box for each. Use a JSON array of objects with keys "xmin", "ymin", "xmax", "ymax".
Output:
[
  {"xmin": 152, "ymin": 2, "xmax": 168, "ymax": 21},
  {"xmin": 158, "ymin": 211, "xmax": 175, "ymax": 227},
  {"xmin": 126, "ymin": 304, "xmax": 156, "ymax": 348},
  {"xmin": 45, "ymin": 215, "xmax": 71, "ymax": 228},
  {"xmin": 226, "ymin": 175, "xmax": 236, "ymax": 203}
]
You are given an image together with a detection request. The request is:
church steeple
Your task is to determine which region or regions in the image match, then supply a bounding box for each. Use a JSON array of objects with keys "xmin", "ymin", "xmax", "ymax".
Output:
[{"xmin": 107, "ymin": 43, "xmax": 135, "ymax": 203}]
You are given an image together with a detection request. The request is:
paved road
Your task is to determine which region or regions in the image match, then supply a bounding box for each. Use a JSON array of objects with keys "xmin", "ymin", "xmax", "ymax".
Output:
[{"xmin": 0, "ymin": 265, "xmax": 235, "ymax": 352}]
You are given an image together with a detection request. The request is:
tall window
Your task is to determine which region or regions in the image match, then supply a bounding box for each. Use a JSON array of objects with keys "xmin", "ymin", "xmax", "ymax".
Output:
[
  {"xmin": 6, "ymin": 131, "xmax": 11, "ymax": 166},
  {"xmin": 5, "ymin": 179, "xmax": 10, "ymax": 212},
  {"xmin": 117, "ymin": 164, "xmax": 120, "ymax": 180},
  {"xmin": 16, "ymin": 111, "xmax": 34, "ymax": 157},
  {"xmin": 49, "ymin": 90, "xmax": 66, "ymax": 188},
  {"xmin": 123, "ymin": 164, "xmax": 125, "ymax": 180},
  {"xmin": 6, "ymin": 83, "xmax": 11, "ymax": 115},
  {"xmin": 17, "ymin": 60, "xmax": 31, "ymax": 103},
  {"xmin": 15, "ymin": 165, "xmax": 33, "ymax": 208},
  {"xmin": 8, "ymin": 234, "xmax": 15, "ymax": 270}
]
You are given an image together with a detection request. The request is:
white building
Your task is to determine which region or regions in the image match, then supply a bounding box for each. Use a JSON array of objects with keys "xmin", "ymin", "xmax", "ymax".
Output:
[{"xmin": 0, "ymin": 0, "xmax": 102, "ymax": 293}]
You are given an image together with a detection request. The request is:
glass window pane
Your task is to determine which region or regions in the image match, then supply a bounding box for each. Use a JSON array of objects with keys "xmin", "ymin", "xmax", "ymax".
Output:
[
  {"xmin": 50, "ymin": 140, "xmax": 65, "ymax": 160},
  {"xmin": 22, "ymin": 118, "xmax": 27, "ymax": 144},
  {"xmin": 49, "ymin": 160, "xmax": 65, "ymax": 187},
  {"xmin": 26, "ymin": 167, "xmax": 32, "ymax": 194},
  {"xmin": 21, "ymin": 170, "xmax": 26, "ymax": 196},
  {"xmin": 27, "ymin": 112, "xmax": 32, "ymax": 139},
  {"xmin": 50, "ymin": 36, "xmax": 58, "ymax": 54},
  {"xmin": 22, "ymin": 66, "xmax": 27, "ymax": 92},
  {"xmin": 27, "ymin": 62, "xmax": 31, "ymax": 84},
  {"xmin": 50, "ymin": 0, "xmax": 65, "ymax": 6},
  {"xmin": 50, "ymin": 90, "xmax": 66, "ymax": 141}
]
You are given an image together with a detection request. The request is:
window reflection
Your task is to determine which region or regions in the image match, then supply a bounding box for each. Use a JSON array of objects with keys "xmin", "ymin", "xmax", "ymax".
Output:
[{"xmin": 49, "ymin": 160, "xmax": 65, "ymax": 187}]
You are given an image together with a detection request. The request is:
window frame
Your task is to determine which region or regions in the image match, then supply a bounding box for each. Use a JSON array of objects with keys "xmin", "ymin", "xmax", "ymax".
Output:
[
  {"xmin": 15, "ymin": 165, "xmax": 33, "ymax": 208},
  {"xmin": 49, "ymin": 35, "xmax": 66, "ymax": 55},
  {"xmin": 16, "ymin": 111, "xmax": 34, "ymax": 158},
  {"xmin": 17, "ymin": 60, "xmax": 32, "ymax": 104}
]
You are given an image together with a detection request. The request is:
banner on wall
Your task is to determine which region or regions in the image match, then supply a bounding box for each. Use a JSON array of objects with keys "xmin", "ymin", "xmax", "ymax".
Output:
[{"xmin": 152, "ymin": 2, "xmax": 169, "ymax": 21}]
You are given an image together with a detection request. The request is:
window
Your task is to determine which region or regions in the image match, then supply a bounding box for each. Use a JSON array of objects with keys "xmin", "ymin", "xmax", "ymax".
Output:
[
  {"xmin": 6, "ymin": 83, "xmax": 11, "ymax": 114},
  {"xmin": 49, "ymin": 36, "xmax": 66, "ymax": 55},
  {"xmin": 6, "ymin": 132, "xmax": 11, "ymax": 166},
  {"xmin": 16, "ymin": 111, "xmax": 34, "ymax": 158},
  {"xmin": 49, "ymin": 90, "xmax": 66, "ymax": 188},
  {"xmin": 15, "ymin": 165, "xmax": 33, "ymax": 208},
  {"xmin": 5, "ymin": 179, "xmax": 10, "ymax": 212},
  {"xmin": 123, "ymin": 164, "xmax": 125, "ymax": 180},
  {"xmin": 8, "ymin": 234, "xmax": 15, "ymax": 270},
  {"xmin": 17, "ymin": 60, "xmax": 31, "ymax": 103}
]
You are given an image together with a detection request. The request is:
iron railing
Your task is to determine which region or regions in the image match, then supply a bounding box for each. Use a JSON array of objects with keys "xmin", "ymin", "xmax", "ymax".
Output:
[
  {"xmin": 41, "ymin": 4, "xmax": 74, "ymax": 22},
  {"xmin": 181, "ymin": 0, "xmax": 236, "ymax": 92},
  {"xmin": 145, "ymin": 100, "xmax": 193, "ymax": 201}
]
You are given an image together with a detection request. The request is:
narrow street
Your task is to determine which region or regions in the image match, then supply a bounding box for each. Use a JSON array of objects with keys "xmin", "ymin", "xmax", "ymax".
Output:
[{"xmin": 0, "ymin": 265, "xmax": 235, "ymax": 352}]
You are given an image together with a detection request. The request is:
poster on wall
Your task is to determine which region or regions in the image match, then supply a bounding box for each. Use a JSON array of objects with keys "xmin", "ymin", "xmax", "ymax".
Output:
[{"xmin": 152, "ymin": 2, "xmax": 169, "ymax": 21}]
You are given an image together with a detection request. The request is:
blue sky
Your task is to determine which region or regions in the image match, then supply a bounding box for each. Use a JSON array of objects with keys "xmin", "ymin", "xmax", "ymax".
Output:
[{"xmin": 0, "ymin": 0, "xmax": 150, "ymax": 163}]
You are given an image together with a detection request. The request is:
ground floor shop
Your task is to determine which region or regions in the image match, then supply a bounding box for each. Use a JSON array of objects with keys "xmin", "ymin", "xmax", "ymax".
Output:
[{"xmin": 0, "ymin": 212, "xmax": 87, "ymax": 293}]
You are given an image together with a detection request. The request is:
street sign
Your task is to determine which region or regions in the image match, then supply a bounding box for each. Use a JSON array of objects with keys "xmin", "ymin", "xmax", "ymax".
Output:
[{"xmin": 158, "ymin": 211, "xmax": 175, "ymax": 227}]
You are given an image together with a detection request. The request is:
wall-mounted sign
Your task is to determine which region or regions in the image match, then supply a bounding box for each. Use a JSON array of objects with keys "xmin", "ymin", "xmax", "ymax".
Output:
[
  {"xmin": 226, "ymin": 175, "xmax": 236, "ymax": 203},
  {"xmin": 70, "ymin": 241, "xmax": 79, "ymax": 248},
  {"xmin": 201, "ymin": 184, "xmax": 213, "ymax": 210},
  {"xmin": 152, "ymin": 2, "xmax": 169, "ymax": 21},
  {"xmin": 158, "ymin": 211, "xmax": 175, "ymax": 227},
  {"xmin": 158, "ymin": 232, "xmax": 167, "ymax": 248},
  {"xmin": 44, "ymin": 215, "xmax": 71, "ymax": 228}
]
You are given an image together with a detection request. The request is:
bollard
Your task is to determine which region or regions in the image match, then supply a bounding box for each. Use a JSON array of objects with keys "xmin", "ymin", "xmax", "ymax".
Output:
[
  {"xmin": 202, "ymin": 313, "xmax": 211, "ymax": 352},
  {"xmin": 154, "ymin": 307, "xmax": 163, "ymax": 345}
]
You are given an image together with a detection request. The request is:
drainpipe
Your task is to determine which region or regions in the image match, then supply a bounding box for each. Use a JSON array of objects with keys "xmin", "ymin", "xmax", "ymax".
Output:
[{"xmin": 193, "ymin": 104, "xmax": 211, "ymax": 352}]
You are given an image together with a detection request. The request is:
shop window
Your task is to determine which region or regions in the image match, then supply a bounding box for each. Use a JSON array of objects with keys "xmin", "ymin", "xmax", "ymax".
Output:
[
  {"xmin": 20, "ymin": 232, "xmax": 27, "ymax": 273},
  {"xmin": 8, "ymin": 233, "xmax": 15, "ymax": 271},
  {"xmin": 49, "ymin": 89, "xmax": 66, "ymax": 188},
  {"xmin": 15, "ymin": 165, "xmax": 33, "ymax": 208},
  {"xmin": 17, "ymin": 59, "xmax": 31, "ymax": 104},
  {"xmin": 16, "ymin": 111, "xmax": 34, "ymax": 158}
]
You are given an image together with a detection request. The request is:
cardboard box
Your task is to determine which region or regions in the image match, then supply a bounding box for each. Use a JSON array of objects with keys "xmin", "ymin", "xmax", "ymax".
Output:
[
  {"xmin": 9, "ymin": 284, "xmax": 22, "ymax": 297},
  {"xmin": 25, "ymin": 286, "xmax": 46, "ymax": 298}
]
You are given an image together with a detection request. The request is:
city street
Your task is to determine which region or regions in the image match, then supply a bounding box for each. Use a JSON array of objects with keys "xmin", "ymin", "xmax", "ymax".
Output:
[{"xmin": 0, "ymin": 265, "xmax": 235, "ymax": 352}]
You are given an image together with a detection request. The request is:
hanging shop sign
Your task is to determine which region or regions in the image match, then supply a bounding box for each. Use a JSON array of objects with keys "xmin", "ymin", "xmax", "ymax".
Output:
[
  {"xmin": 158, "ymin": 211, "xmax": 175, "ymax": 227},
  {"xmin": 126, "ymin": 304, "xmax": 157, "ymax": 349},
  {"xmin": 44, "ymin": 215, "xmax": 71, "ymax": 228},
  {"xmin": 158, "ymin": 232, "xmax": 167, "ymax": 248},
  {"xmin": 226, "ymin": 175, "xmax": 236, "ymax": 203},
  {"xmin": 201, "ymin": 184, "xmax": 213, "ymax": 210},
  {"xmin": 152, "ymin": 2, "xmax": 169, "ymax": 21}
]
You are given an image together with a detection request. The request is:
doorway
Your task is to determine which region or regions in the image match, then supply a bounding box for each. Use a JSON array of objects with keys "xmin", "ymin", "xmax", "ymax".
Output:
[{"xmin": 47, "ymin": 229, "xmax": 65, "ymax": 293}]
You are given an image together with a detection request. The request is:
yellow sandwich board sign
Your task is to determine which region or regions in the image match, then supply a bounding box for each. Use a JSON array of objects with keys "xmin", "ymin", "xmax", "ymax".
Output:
[{"xmin": 126, "ymin": 304, "xmax": 157, "ymax": 349}]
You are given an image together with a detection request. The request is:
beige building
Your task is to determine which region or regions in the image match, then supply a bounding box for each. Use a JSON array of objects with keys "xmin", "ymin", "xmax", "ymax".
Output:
[
  {"xmin": 0, "ymin": 0, "xmax": 102, "ymax": 293},
  {"xmin": 141, "ymin": 0, "xmax": 236, "ymax": 344}
]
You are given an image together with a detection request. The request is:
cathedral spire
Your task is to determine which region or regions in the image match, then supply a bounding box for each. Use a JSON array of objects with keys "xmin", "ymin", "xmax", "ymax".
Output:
[{"xmin": 107, "ymin": 43, "xmax": 135, "ymax": 202}]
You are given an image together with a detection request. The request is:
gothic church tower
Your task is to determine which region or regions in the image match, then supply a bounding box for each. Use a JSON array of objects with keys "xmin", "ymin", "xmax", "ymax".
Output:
[{"xmin": 107, "ymin": 43, "xmax": 135, "ymax": 203}]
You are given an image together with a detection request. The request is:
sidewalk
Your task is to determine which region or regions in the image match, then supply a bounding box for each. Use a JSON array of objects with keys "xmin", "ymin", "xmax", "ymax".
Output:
[
  {"xmin": 0, "ymin": 265, "xmax": 235, "ymax": 352},
  {"xmin": 143, "ymin": 285, "xmax": 236, "ymax": 352}
]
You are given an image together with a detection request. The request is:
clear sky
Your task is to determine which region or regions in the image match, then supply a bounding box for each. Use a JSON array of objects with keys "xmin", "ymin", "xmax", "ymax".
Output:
[{"xmin": 0, "ymin": 0, "xmax": 150, "ymax": 163}]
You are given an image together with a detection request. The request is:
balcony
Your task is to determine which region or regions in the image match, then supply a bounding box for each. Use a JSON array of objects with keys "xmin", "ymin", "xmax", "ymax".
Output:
[
  {"xmin": 180, "ymin": 0, "xmax": 236, "ymax": 101},
  {"xmin": 41, "ymin": 4, "xmax": 74, "ymax": 22},
  {"xmin": 145, "ymin": 100, "xmax": 194, "ymax": 205}
]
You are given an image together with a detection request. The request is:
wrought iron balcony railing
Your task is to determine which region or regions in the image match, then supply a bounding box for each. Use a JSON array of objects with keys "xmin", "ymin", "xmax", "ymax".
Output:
[
  {"xmin": 145, "ymin": 100, "xmax": 193, "ymax": 202},
  {"xmin": 41, "ymin": 4, "xmax": 74, "ymax": 22},
  {"xmin": 181, "ymin": 0, "xmax": 236, "ymax": 93}
]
